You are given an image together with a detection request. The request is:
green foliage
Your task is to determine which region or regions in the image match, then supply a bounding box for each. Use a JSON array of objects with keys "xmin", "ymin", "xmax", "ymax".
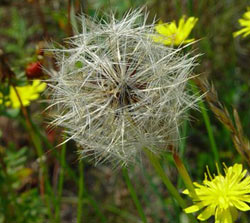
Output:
[
  {"xmin": 0, "ymin": 145, "xmax": 47, "ymax": 223},
  {"xmin": 89, "ymin": 0, "xmax": 149, "ymax": 17},
  {"xmin": 0, "ymin": 8, "xmax": 38, "ymax": 68}
]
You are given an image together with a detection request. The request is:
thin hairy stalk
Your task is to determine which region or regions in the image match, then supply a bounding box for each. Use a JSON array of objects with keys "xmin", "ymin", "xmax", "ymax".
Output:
[
  {"xmin": 122, "ymin": 168, "xmax": 148, "ymax": 223},
  {"xmin": 77, "ymin": 160, "xmax": 85, "ymax": 223},
  {"xmin": 143, "ymin": 148, "xmax": 198, "ymax": 223},
  {"xmin": 194, "ymin": 77, "xmax": 250, "ymax": 165},
  {"xmin": 191, "ymin": 81, "xmax": 220, "ymax": 167}
]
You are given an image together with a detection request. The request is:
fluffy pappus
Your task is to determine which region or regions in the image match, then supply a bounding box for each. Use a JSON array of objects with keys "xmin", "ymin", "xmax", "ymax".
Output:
[{"xmin": 46, "ymin": 9, "xmax": 200, "ymax": 166}]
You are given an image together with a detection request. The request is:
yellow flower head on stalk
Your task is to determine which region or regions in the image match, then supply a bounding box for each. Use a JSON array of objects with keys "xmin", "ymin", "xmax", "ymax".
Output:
[
  {"xmin": 183, "ymin": 163, "xmax": 250, "ymax": 223},
  {"xmin": 153, "ymin": 15, "xmax": 198, "ymax": 46},
  {"xmin": 233, "ymin": 7, "xmax": 250, "ymax": 38},
  {"xmin": 0, "ymin": 80, "xmax": 46, "ymax": 109}
]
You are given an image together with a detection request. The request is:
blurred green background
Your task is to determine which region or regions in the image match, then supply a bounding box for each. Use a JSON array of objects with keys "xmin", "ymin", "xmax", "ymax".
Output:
[{"xmin": 0, "ymin": 0, "xmax": 249, "ymax": 222}]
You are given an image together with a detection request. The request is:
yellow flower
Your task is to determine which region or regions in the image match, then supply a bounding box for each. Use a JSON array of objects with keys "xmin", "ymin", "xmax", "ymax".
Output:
[
  {"xmin": 183, "ymin": 164, "xmax": 250, "ymax": 223},
  {"xmin": 233, "ymin": 7, "xmax": 250, "ymax": 38},
  {"xmin": 0, "ymin": 80, "xmax": 46, "ymax": 109},
  {"xmin": 152, "ymin": 16, "xmax": 198, "ymax": 46}
]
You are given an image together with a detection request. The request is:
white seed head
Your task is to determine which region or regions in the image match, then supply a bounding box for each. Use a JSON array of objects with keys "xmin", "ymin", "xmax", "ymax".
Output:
[{"xmin": 47, "ymin": 9, "xmax": 199, "ymax": 166}]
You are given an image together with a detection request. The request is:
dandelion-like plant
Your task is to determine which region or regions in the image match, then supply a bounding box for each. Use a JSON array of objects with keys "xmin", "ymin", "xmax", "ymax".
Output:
[
  {"xmin": 233, "ymin": 7, "xmax": 250, "ymax": 38},
  {"xmin": 184, "ymin": 163, "xmax": 250, "ymax": 223},
  {"xmin": 152, "ymin": 15, "xmax": 198, "ymax": 46},
  {"xmin": 47, "ymin": 9, "xmax": 199, "ymax": 165}
]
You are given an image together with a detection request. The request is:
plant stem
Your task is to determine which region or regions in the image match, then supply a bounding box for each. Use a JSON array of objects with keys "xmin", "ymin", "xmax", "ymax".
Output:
[
  {"xmin": 144, "ymin": 149, "xmax": 186, "ymax": 208},
  {"xmin": 122, "ymin": 168, "xmax": 147, "ymax": 223},
  {"xmin": 174, "ymin": 0, "xmax": 182, "ymax": 17},
  {"xmin": 87, "ymin": 195, "xmax": 107, "ymax": 223},
  {"xmin": 191, "ymin": 82, "xmax": 220, "ymax": 168},
  {"xmin": 177, "ymin": 118, "xmax": 188, "ymax": 188},
  {"xmin": 32, "ymin": 123, "xmax": 79, "ymax": 182},
  {"xmin": 13, "ymin": 86, "xmax": 55, "ymax": 220},
  {"xmin": 173, "ymin": 151, "xmax": 197, "ymax": 200},
  {"xmin": 77, "ymin": 160, "xmax": 85, "ymax": 223},
  {"xmin": 13, "ymin": 87, "xmax": 46, "ymax": 189},
  {"xmin": 141, "ymin": 165, "xmax": 175, "ymax": 222},
  {"xmin": 179, "ymin": 118, "xmax": 188, "ymax": 159},
  {"xmin": 143, "ymin": 148, "xmax": 198, "ymax": 223},
  {"xmin": 34, "ymin": 125, "xmax": 107, "ymax": 222},
  {"xmin": 55, "ymin": 135, "xmax": 67, "ymax": 222},
  {"xmin": 187, "ymin": 0, "xmax": 193, "ymax": 16},
  {"xmin": 105, "ymin": 205, "xmax": 140, "ymax": 222}
]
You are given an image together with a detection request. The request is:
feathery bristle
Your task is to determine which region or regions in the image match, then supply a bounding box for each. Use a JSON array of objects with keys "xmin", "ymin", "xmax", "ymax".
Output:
[{"xmin": 47, "ymin": 9, "xmax": 199, "ymax": 165}]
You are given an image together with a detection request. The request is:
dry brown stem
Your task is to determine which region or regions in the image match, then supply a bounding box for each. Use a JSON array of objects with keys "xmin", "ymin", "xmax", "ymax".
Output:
[{"xmin": 194, "ymin": 77, "xmax": 250, "ymax": 165}]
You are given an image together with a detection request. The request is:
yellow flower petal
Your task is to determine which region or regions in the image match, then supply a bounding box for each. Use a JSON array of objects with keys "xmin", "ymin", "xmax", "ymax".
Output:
[
  {"xmin": 6, "ymin": 80, "xmax": 46, "ymax": 109},
  {"xmin": 184, "ymin": 203, "xmax": 203, "ymax": 213},
  {"xmin": 231, "ymin": 200, "xmax": 250, "ymax": 211},
  {"xmin": 197, "ymin": 205, "xmax": 215, "ymax": 221},
  {"xmin": 183, "ymin": 163, "xmax": 250, "ymax": 222},
  {"xmin": 216, "ymin": 208, "xmax": 233, "ymax": 223},
  {"xmin": 153, "ymin": 15, "xmax": 198, "ymax": 46},
  {"xmin": 234, "ymin": 7, "xmax": 250, "ymax": 38}
]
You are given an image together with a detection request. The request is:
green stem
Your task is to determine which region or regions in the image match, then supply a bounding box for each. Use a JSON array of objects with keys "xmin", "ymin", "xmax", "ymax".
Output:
[
  {"xmin": 179, "ymin": 118, "xmax": 188, "ymax": 159},
  {"xmin": 174, "ymin": 0, "xmax": 182, "ymax": 17},
  {"xmin": 173, "ymin": 152, "xmax": 197, "ymax": 200},
  {"xmin": 87, "ymin": 195, "xmax": 107, "ymax": 223},
  {"xmin": 177, "ymin": 118, "xmax": 188, "ymax": 188},
  {"xmin": 105, "ymin": 205, "xmax": 140, "ymax": 222},
  {"xmin": 55, "ymin": 138, "xmax": 66, "ymax": 222},
  {"xmin": 144, "ymin": 149, "xmax": 186, "ymax": 208},
  {"xmin": 31, "ymin": 123, "xmax": 78, "ymax": 182},
  {"xmin": 122, "ymin": 168, "xmax": 147, "ymax": 223},
  {"xmin": 28, "ymin": 126, "xmax": 55, "ymax": 219},
  {"xmin": 187, "ymin": 0, "xmax": 193, "ymax": 16},
  {"xmin": 33, "ymin": 125, "xmax": 107, "ymax": 222},
  {"xmin": 142, "ymin": 166, "xmax": 176, "ymax": 222},
  {"xmin": 144, "ymin": 148, "xmax": 198, "ymax": 223},
  {"xmin": 191, "ymin": 82, "xmax": 220, "ymax": 168},
  {"xmin": 77, "ymin": 160, "xmax": 84, "ymax": 223},
  {"xmin": 18, "ymin": 117, "xmax": 54, "ymax": 221}
]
